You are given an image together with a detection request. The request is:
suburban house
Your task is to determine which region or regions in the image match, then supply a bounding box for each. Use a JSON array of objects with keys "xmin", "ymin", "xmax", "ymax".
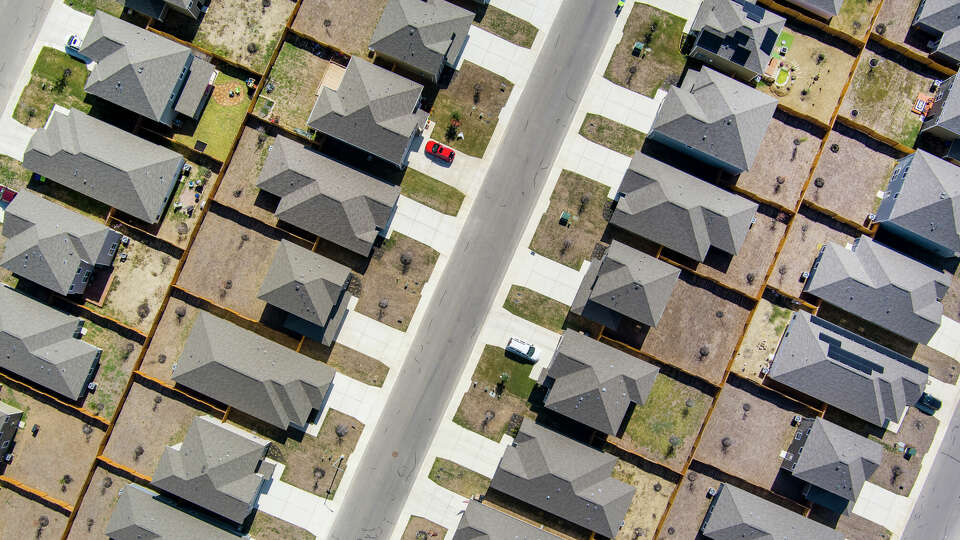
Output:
[
  {"xmin": 172, "ymin": 312, "xmax": 335, "ymax": 431},
  {"xmin": 257, "ymin": 135, "xmax": 400, "ymax": 256},
  {"xmin": 454, "ymin": 500, "xmax": 562, "ymax": 540},
  {"xmin": 124, "ymin": 0, "xmax": 202, "ymax": 21},
  {"xmin": 490, "ymin": 419, "xmax": 634, "ymax": 538},
  {"xmin": 1, "ymin": 191, "xmax": 122, "ymax": 296},
  {"xmin": 151, "ymin": 416, "xmax": 273, "ymax": 525},
  {"xmin": 912, "ymin": 0, "xmax": 960, "ymax": 67},
  {"xmin": 80, "ymin": 11, "xmax": 216, "ymax": 126},
  {"xmin": 23, "ymin": 108, "xmax": 185, "ymax": 224},
  {"xmin": 0, "ymin": 286, "xmax": 101, "ymax": 401},
  {"xmin": 258, "ymin": 240, "xmax": 353, "ymax": 346},
  {"xmin": 106, "ymin": 483, "xmax": 248, "ymax": 540},
  {"xmin": 0, "ymin": 402, "xmax": 23, "ymax": 457},
  {"xmin": 688, "ymin": 0, "xmax": 785, "ymax": 82},
  {"xmin": 610, "ymin": 152, "xmax": 758, "ymax": 261},
  {"xmin": 649, "ymin": 66, "xmax": 777, "ymax": 174},
  {"xmin": 781, "ymin": 417, "xmax": 882, "ymax": 514},
  {"xmin": 875, "ymin": 150, "xmax": 960, "ymax": 258},
  {"xmin": 570, "ymin": 240, "xmax": 680, "ymax": 330},
  {"xmin": 804, "ymin": 237, "xmax": 949, "ymax": 344},
  {"xmin": 768, "ymin": 311, "xmax": 929, "ymax": 427},
  {"xmin": 780, "ymin": 0, "xmax": 845, "ymax": 19},
  {"xmin": 920, "ymin": 74, "xmax": 960, "ymax": 155},
  {"xmin": 369, "ymin": 0, "xmax": 474, "ymax": 83},
  {"xmin": 539, "ymin": 329, "xmax": 659, "ymax": 435},
  {"xmin": 307, "ymin": 58, "xmax": 428, "ymax": 167},
  {"xmin": 700, "ymin": 483, "xmax": 844, "ymax": 539}
]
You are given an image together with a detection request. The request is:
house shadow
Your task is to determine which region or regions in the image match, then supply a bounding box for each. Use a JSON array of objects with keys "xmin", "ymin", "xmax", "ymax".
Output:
[{"xmin": 149, "ymin": 9, "xmax": 204, "ymax": 43}]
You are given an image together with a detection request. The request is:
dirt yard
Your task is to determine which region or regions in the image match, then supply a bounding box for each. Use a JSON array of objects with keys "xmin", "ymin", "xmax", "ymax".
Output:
[
  {"xmin": 293, "ymin": 0, "xmax": 388, "ymax": 57},
  {"xmin": 428, "ymin": 457, "xmax": 491, "ymax": 499},
  {"xmin": 0, "ymin": 488, "xmax": 68, "ymax": 539},
  {"xmin": 808, "ymin": 124, "xmax": 900, "ymax": 225},
  {"xmin": 913, "ymin": 344, "xmax": 959, "ymax": 384},
  {"xmin": 67, "ymin": 465, "xmax": 124, "ymax": 540},
  {"xmin": 873, "ymin": 408, "xmax": 938, "ymax": 496},
  {"xmin": 430, "ymin": 62, "xmax": 514, "ymax": 158},
  {"xmin": 613, "ymin": 459, "xmax": 675, "ymax": 539},
  {"xmin": 248, "ymin": 512, "xmax": 314, "ymax": 540},
  {"xmin": 529, "ymin": 170, "xmax": 613, "ymax": 270},
  {"xmin": 655, "ymin": 470, "xmax": 722, "ymax": 540},
  {"xmin": 400, "ymin": 516, "xmax": 447, "ymax": 540},
  {"xmin": 193, "ymin": 0, "xmax": 295, "ymax": 73},
  {"xmin": 90, "ymin": 237, "xmax": 176, "ymax": 333},
  {"xmin": 355, "ymin": 233, "xmax": 439, "ymax": 332},
  {"xmin": 138, "ymin": 298, "xmax": 201, "ymax": 383},
  {"xmin": 215, "ymin": 126, "xmax": 278, "ymax": 224},
  {"xmin": 454, "ymin": 387, "xmax": 531, "ymax": 442},
  {"xmin": 770, "ymin": 207, "xmax": 858, "ymax": 298},
  {"xmin": 733, "ymin": 300, "xmax": 793, "ymax": 383},
  {"xmin": 260, "ymin": 43, "xmax": 328, "ymax": 131},
  {"xmin": 831, "ymin": 0, "xmax": 879, "ymax": 41},
  {"xmin": 641, "ymin": 275, "xmax": 752, "ymax": 385},
  {"xmin": 873, "ymin": 0, "xmax": 929, "ymax": 60},
  {"xmin": 81, "ymin": 321, "xmax": 141, "ymax": 420},
  {"xmin": 156, "ymin": 159, "xmax": 216, "ymax": 248},
  {"xmin": 605, "ymin": 3, "xmax": 686, "ymax": 97},
  {"xmin": 299, "ymin": 340, "xmax": 390, "ymax": 387}
]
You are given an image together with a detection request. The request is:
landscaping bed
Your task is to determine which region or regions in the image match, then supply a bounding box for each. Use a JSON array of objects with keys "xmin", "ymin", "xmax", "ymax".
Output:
[
  {"xmin": 0, "ymin": 156, "xmax": 32, "ymax": 192},
  {"xmin": 770, "ymin": 207, "xmax": 857, "ymax": 298},
  {"xmin": 188, "ymin": 0, "xmax": 293, "ymax": 73},
  {"xmin": 214, "ymin": 126, "xmax": 277, "ymax": 224},
  {"xmin": 604, "ymin": 4, "xmax": 686, "ymax": 97},
  {"xmin": 248, "ymin": 512, "xmax": 314, "ymax": 540},
  {"xmin": 81, "ymin": 321, "xmax": 140, "ymax": 420},
  {"xmin": 138, "ymin": 298, "xmax": 200, "ymax": 383},
  {"xmin": 502, "ymin": 285, "xmax": 569, "ymax": 333},
  {"xmin": 0, "ymin": 489, "xmax": 68, "ymax": 539},
  {"xmin": 156, "ymin": 159, "xmax": 216, "ymax": 248},
  {"xmin": 355, "ymin": 233, "xmax": 439, "ymax": 332},
  {"xmin": 655, "ymin": 470, "xmax": 722, "ymax": 540},
  {"xmin": 68, "ymin": 465, "xmax": 124, "ymax": 540},
  {"xmin": 579, "ymin": 113, "xmax": 646, "ymax": 156},
  {"xmin": 401, "ymin": 516, "xmax": 447, "ymax": 540},
  {"xmin": 299, "ymin": 340, "xmax": 390, "ymax": 387},
  {"xmin": 293, "ymin": 0, "xmax": 389, "ymax": 57},
  {"xmin": 171, "ymin": 70, "xmax": 252, "ymax": 161},
  {"xmin": 474, "ymin": 5, "xmax": 538, "ymax": 48},
  {"xmin": 258, "ymin": 42, "xmax": 328, "ymax": 131},
  {"xmin": 529, "ymin": 170, "xmax": 611, "ymax": 270},
  {"xmin": 88, "ymin": 237, "xmax": 176, "ymax": 333},
  {"xmin": 831, "ymin": 0, "xmax": 879, "ymax": 42},
  {"xmin": 733, "ymin": 300, "xmax": 792, "ymax": 383},
  {"xmin": 13, "ymin": 47, "xmax": 90, "ymax": 129},
  {"xmin": 430, "ymin": 61, "xmax": 513, "ymax": 158},
  {"xmin": 428, "ymin": 457, "xmax": 491, "ymax": 498},
  {"xmin": 613, "ymin": 459, "xmax": 675, "ymax": 540},
  {"xmin": 400, "ymin": 168, "xmax": 465, "ymax": 217}
]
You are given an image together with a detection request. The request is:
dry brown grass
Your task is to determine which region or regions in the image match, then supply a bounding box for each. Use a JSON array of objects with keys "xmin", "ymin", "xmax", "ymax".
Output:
[
  {"xmin": 88, "ymin": 238, "xmax": 176, "ymax": 333},
  {"xmin": 356, "ymin": 233, "xmax": 439, "ymax": 332},
  {"xmin": 192, "ymin": 0, "xmax": 294, "ymax": 73},
  {"xmin": 138, "ymin": 298, "xmax": 200, "ymax": 383},
  {"xmin": 67, "ymin": 466, "xmax": 124, "ymax": 540},
  {"xmin": 453, "ymin": 387, "xmax": 530, "ymax": 442},
  {"xmin": 770, "ymin": 207, "xmax": 858, "ymax": 298},
  {"xmin": 873, "ymin": 0, "xmax": 928, "ymax": 60},
  {"xmin": 293, "ymin": 0, "xmax": 389, "ymax": 57},
  {"xmin": 259, "ymin": 43, "xmax": 328, "ymax": 131},
  {"xmin": 0, "ymin": 489, "xmax": 68, "ymax": 539},
  {"xmin": 299, "ymin": 340, "xmax": 390, "ymax": 387},
  {"xmin": 529, "ymin": 170, "xmax": 612, "ymax": 269},
  {"xmin": 604, "ymin": 4, "xmax": 686, "ymax": 97},
  {"xmin": 215, "ymin": 126, "xmax": 278, "ymax": 225},
  {"xmin": 655, "ymin": 471, "xmax": 721, "ymax": 540},
  {"xmin": 913, "ymin": 344, "xmax": 959, "ymax": 384},
  {"xmin": 249, "ymin": 512, "xmax": 314, "ymax": 540},
  {"xmin": 612, "ymin": 460, "xmax": 675, "ymax": 539},
  {"xmin": 400, "ymin": 516, "xmax": 447, "ymax": 540},
  {"xmin": 733, "ymin": 300, "xmax": 793, "ymax": 383}
]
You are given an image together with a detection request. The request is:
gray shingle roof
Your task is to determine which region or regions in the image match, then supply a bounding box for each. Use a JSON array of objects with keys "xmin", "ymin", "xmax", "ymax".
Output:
[
  {"xmin": 23, "ymin": 108, "xmax": 184, "ymax": 224},
  {"xmin": 490, "ymin": 419, "xmax": 634, "ymax": 538},
  {"xmin": 454, "ymin": 500, "xmax": 562, "ymax": 540},
  {"xmin": 370, "ymin": 0, "xmax": 473, "ymax": 80},
  {"xmin": 105, "ymin": 483, "xmax": 245, "ymax": 540},
  {"xmin": 915, "ymin": 0, "xmax": 960, "ymax": 62},
  {"xmin": 651, "ymin": 66, "xmax": 777, "ymax": 172},
  {"xmin": 542, "ymin": 330, "xmax": 659, "ymax": 435},
  {"xmin": 927, "ymin": 75, "xmax": 960, "ymax": 136},
  {"xmin": 1, "ymin": 191, "xmax": 121, "ymax": 296},
  {"xmin": 308, "ymin": 58, "xmax": 427, "ymax": 166},
  {"xmin": 784, "ymin": 0, "xmax": 845, "ymax": 17},
  {"xmin": 172, "ymin": 312, "xmax": 335, "ymax": 430},
  {"xmin": 80, "ymin": 11, "xmax": 191, "ymax": 123},
  {"xmin": 804, "ymin": 237, "xmax": 950, "ymax": 344},
  {"xmin": 701, "ymin": 483, "xmax": 844, "ymax": 540},
  {"xmin": 690, "ymin": 0, "xmax": 785, "ymax": 75},
  {"xmin": 174, "ymin": 57, "xmax": 216, "ymax": 119},
  {"xmin": 792, "ymin": 418, "xmax": 881, "ymax": 502},
  {"xmin": 769, "ymin": 311, "xmax": 929, "ymax": 427},
  {"xmin": 151, "ymin": 415, "xmax": 271, "ymax": 524},
  {"xmin": 257, "ymin": 135, "xmax": 400, "ymax": 256},
  {"xmin": 0, "ymin": 286, "xmax": 100, "ymax": 400},
  {"xmin": 611, "ymin": 152, "xmax": 758, "ymax": 261}
]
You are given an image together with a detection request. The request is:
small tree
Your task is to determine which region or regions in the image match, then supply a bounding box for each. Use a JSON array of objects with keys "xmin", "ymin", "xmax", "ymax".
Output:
[
  {"xmin": 36, "ymin": 516, "xmax": 49, "ymax": 539},
  {"xmin": 480, "ymin": 410, "xmax": 495, "ymax": 431},
  {"xmin": 82, "ymin": 423, "xmax": 93, "ymax": 442},
  {"xmin": 746, "ymin": 272, "xmax": 756, "ymax": 284},
  {"xmin": 153, "ymin": 395, "xmax": 163, "ymax": 412},
  {"xmin": 175, "ymin": 306, "xmax": 187, "ymax": 323},
  {"xmin": 257, "ymin": 126, "xmax": 268, "ymax": 147},
  {"xmin": 668, "ymin": 436, "xmax": 682, "ymax": 455},
  {"xmin": 687, "ymin": 471, "xmax": 698, "ymax": 491},
  {"xmin": 247, "ymin": 43, "xmax": 259, "ymax": 54},
  {"xmin": 578, "ymin": 193, "xmax": 591, "ymax": 215},
  {"xmin": 134, "ymin": 445, "xmax": 144, "ymax": 461},
  {"xmin": 158, "ymin": 354, "xmax": 167, "ymax": 364},
  {"xmin": 238, "ymin": 233, "xmax": 250, "ymax": 250},
  {"xmin": 86, "ymin": 518, "xmax": 95, "ymax": 532},
  {"xmin": 60, "ymin": 474, "xmax": 72, "ymax": 492},
  {"xmin": 560, "ymin": 238, "xmax": 572, "ymax": 256},
  {"xmin": 177, "ymin": 221, "xmax": 188, "ymax": 239},
  {"xmin": 161, "ymin": 255, "xmax": 171, "ymax": 271},
  {"xmin": 377, "ymin": 299, "xmax": 389, "ymax": 320},
  {"xmin": 101, "ymin": 476, "xmax": 113, "ymax": 495},
  {"xmin": 137, "ymin": 301, "xmax": 151, "ymax": 320},
  {"xmin": 742, "ymin": 402, "xmax": 751, "ymax": 420},
  {"xmin": 335, "ymin": 424, "xmax": 349, "ymax": 445},
  {"xmin": 473, "ymin": 83, "xmax": 482, "ymax": 104},
  {"xmin": 891, "ymin": 465, "xmax": 903, "ymax": 484},
  {"xmin": 698, "ymin": 345, "xmax": 710, "ymax": 360},
  {"xmin": 400, "ymin": 252, "xmax": 413, "ymax": 274},
  {"xmin": 721, "ymin": 437, "xmax": 733, "ymax": 453},
  {"xmin": 123, "ymin": 342, "xmax": 135, "ymax": 361},
  {"xmin": 312, "ymin": 466, "xmax": 325, "ymax": 490}
]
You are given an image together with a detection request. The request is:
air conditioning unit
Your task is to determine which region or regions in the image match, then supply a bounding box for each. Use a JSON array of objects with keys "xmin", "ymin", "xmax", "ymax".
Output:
[
  {"xmin": 87, "ymin": 382, "xmax": 98, "ymax": 392},
  {"xmin": 3, "ymin": 453, "xmax": 12, "ymax": 463},
  {"xmin": 792, "ymin": 415, "xmax": 802, "ymax": 426},
  {"xmin": 800, "ymin": 271, "xmax": 809, "ymax": 282},
  {"xmin": 706, "ymin": 487, "xmax": 717, "ymax": 498}
]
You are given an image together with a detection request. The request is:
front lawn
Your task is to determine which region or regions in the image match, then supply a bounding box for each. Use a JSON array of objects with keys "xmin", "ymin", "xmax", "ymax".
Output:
[
  {"xmin": 258, "ymin": 42, "xmax": 328, "ymax": 131},
  {"xmin": 0, "ymin": 156, "xmax": 32, "ymax": 191},
  {"xmin": 604, "ymin": 4, "xmax": 686, "ymax": 97},
  {"xmin": 172, "ymin": 71, "xmax": 251, "ymax": 161},
  {"xmin": 430, "ymin": 61, "xmax": 513, "ymax": 158},
  {"xmin": 355, "ymin": 233, "xmax": 440, "ymax": 331},
  {"xmin": 475, "ymin": 5, "xmax": 538, "ymax": 48},
  {"xmin": 13, "ymin": 47, "xmax": 91, "ymax": 128},
  {"xmin": 428, "ymin": 458, "xmax": 491, "ymax": 498},
  {"xmin": 503, "ymin": 285, "xmax": 569, "ymax": 333},
  {"xmin": 579, "ymin": 113, "xmax": 646, "ymax": 156},
  {"xmin": 529, "ymin": 170, "xmax": 611, "ymax": 269},
  {"xmin": 473, "ymin": 345, "xmax": 536, "ymax": 398},
  {"xmin": 453, "ymin": 345, "xmax": 537, "ymax": 441},
  {"xmin": 64, "ymin": 0, "xmax": 123, "ymax": 16},
  {"xmin": 400, "ymin": 168, "xmax": 465, "ymax": 216}
]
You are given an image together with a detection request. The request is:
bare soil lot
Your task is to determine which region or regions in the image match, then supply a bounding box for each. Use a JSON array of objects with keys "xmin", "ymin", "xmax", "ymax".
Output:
[
  {"xmin": 138, "ymin": 298, "xmax": 200, "ymax": 383},
  {"xmin": 874, "ymin": 409, "xmax": 937, "ymax": 496},
  {"xmin": 294, "ymin": 0, "xmax": 388, "ymax": 57},
  {"xmin": 454, "ymin": 387, "xmax": 531, "ymax": 442},
  {"xmin": 613, "ymin": 459, "xmax": 675, "ymax": 539},
  {"xmin": 81, "ymin": 321, "xmax": 141, "ymax": 420},
  {"xmin": 299, "ymin": 340, "xmax": 390, "ymax": 387},
  {"xmin": 356, "ymin": 233, "xmax": 439, "ymax": 332},
  {"xmin": 215, "ymin": 126, "xmax": 277, "ymax": 224},
  {"xmin": 873, "ymin": 0, "xmax": 929, "ymax": 61},
  {"xmin": 88, "ymin": 237, "xmax": 176, "ymax": 333},
  {"xmin": 655, "ymin": 470, "xmax": 722, "ymax": 540},
  {"xmin": 0, "ymin": 488, "xmax": 68, "ymax": 539},
  {"xmin": 604, "ymin": 3, "xmax": 686, "ymax": 97},
  {"xmin": 912, "ymin": 344, "xmax": 959, "ymax": 384},
  {"xmin": 831, "ymin": 0, "xmax": 879, "ymax": 41},
  {"xmin": 191, "ymin": 0, "xmax": 295, "ymax": 73},
  {"xmin": 67, "ymin": 466, "xmax": 124, "ymax": 540},
  {"xmin": 258, "ymin": 43, "xmax": 328, "ymax": 131},
  {"xmin": 733, "ymin": 300, "xmax": 793, "ymax": 383},
  {"xmin": 529, "ymin": 170, "xmax": 612, "ymax": 270},
  {"xmin": 770, "ymin": 207, "xmax": 858, "ymax": 298},
  {"xmin": 400, "ymin": 516, "xmax": 447, "ymax": 540}
]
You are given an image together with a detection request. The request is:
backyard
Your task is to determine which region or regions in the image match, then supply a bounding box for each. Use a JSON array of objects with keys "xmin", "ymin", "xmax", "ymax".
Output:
[
  {"xmin": 612, "ymin": 459, "xmax": 675, "ymax": 540},
  {"xmin": 248, "ymin": 512, "xmax": 314, "ymax": 540},
  {"xmin": 401, "ymin": 516, "xmax": 447, "ymax": 540},
  {"xmin": 293, "ymin": 0, "xmax": 389, "ymax": 57},
  {"xmin": 831, "ymin": 0, "xmax": 879, "ymax": 42},
  {"xmin": 299, "ymin": 340, "xmax": 390, "ymax": 388},
  {"xmin": 81, "ymin": 321, "xmax": 141, "ymax": 420},
  {"xmin": 355, "ymin": 233, "xmax": 439, "ymax": 332},
  {"xmin": 656, "ymin": 470, "xmax": 722, "ymax": 540},
  {"xmin": 579, "ymin": 113, "xmax": 646, "ymax": 156},
  {"xmin": 155, "ymin": 158, "xmax": 216, "ymax": 248},
  {"xmin": 529, "ymin": 170, "xmax": 611, "ymax": 270},
  {"xmin": 502, "ymin": 285, "xmax": 569, "ymax": 333},
  {"xmin": 137, "ymin": 298, "xmax": 200, "ymax": 383},
  {"xmin": 13, "ymin": 47, "xmax": 91, "ymax": 128},
  {"xmin": 0, "ymin": 156, "xmax": 32, "ymax": 192},
  {"xmin": 0, "ymin": 489, "xmax": 68, "ymax": 539},
  {"xmin": 63, "ymin": 0, "xmax": 122, "ymax": 16},
  {"xmin": 214, "ymin": 126, "xmax": 277, "ymax": 224},
  {"xmin": 770, "ymin": 207, "xmax": 858, "ymax": 298},
  {"xmin": 67, "ymin": 466, "xmax": 124, "ymax": 540},
  {"xmin": 428, "ymin": 458, "xmax": 491, "ymax": 498},
  {"xmin": 733, "ymin": 300, "xmax": 793, "ymax": 383},
  {"xmin": 189, "ymin": 0, "xmax": 293, "ymax": 73},
  {"xmin": 429, "ymin": 61, "xmax": 514, "ymax": 158},
  {"xmin": 172, "ymin": 71, "xmax": 252, "ymax": 161},
  {"xmin": 474, "ymin": 5, "xmax": 539, "ymax": 48},
  {"xmin": 873, "ymin": 0, "xmax": 928, "ymax": 59},
  {"xmin": 257, "ymin": 42, "xmax": 328, "ymax": 131},
  {"xmin": 400, "ymin": 168, "xmax": 465, "ymax": 217},
  {"xmin": 604, "ymin": 4, "xmax": 686, "ymax": 97},
  {"xmin": 453, "ymin": 345, "xmax": 536, "ymax": 442}
]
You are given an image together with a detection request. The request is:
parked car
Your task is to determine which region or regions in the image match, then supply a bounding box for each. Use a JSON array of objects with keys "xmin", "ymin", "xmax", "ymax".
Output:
[
  {"xmin": 66, "ymin": 34, "xmax": 91, "ymax": 63},
  {"xmin": 506, "ymin": 337, "xmax": 540, "ymax": 363},
  {"xmin": 916, "ymin": 392, "xmax": 942, "ymax": 416},
  {"xmin": 425, "ymin": 140, "xmax": 455, "ymax": 163}
]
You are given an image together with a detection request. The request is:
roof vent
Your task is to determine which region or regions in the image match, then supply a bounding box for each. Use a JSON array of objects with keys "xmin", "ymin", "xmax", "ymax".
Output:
[
  {"xmin": 137, "ymin": 66, "xmax": 143, "ymax": 73},
  {"xmin": 940, "ymin": 192, "xmax": 948, "ymax": 199}
]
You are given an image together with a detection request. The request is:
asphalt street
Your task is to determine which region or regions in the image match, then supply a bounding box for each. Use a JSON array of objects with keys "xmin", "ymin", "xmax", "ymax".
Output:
[
  {"xmin": 0, "ymin": 0, "xmax": 54, "ymax": 113},
  {"xmin": 328, "ymin": 2, "xmax": 617, "ymax": 538},
  {"xmin": 901, "ymin": 401, "xmax": 960, "ymax": 540}
]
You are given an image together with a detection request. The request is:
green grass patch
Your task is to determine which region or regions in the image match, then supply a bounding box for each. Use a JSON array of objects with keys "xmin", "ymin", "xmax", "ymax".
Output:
[
  {"xmin": 430, "ymin": 62, "xmax": 513, "ymax": 158},
  {"xmin": 173, "ymin": 72, "xmax": 250, "ymax": 161},
  {"xmin": 13, "ymin": 47, "xmax": 91, "ymax": 129},
  {"xmin": 400, "ymin": 168, "xmax": 465, "ymax": 216},
  {"xmin": 579, "ymin": 113, "xmax": 646, "ymax": 156},
  {"xmin": 0, "ymin": 156, "xmax": 32, "ymax": 192},
  {"xmin": 604, "ymin": 4, "xmax": 686, "ymax": 97},
  {"xmin": 428, "ymin": 458, "xmax": 491, "ymax": 498},
  {"xmin": 475, "ymin": 6, "xmax": 538, "ymax": 48},
  {"xmin": 831, "ymin": 0, "xmax": 875, "ymax": 40},
  {"xmin": 623, "ymin": 375, "xmax": 711, "ymax": 459},
  {"xmin": 503, "ymin": 285, "xmax": 569, "ymax": 333},
  {"xmin": 768, "ymin": 306, "xmax": 792, "ymax": 336},
  {"xmin": 63, "ymin": 0, "xmax": 123, "ymax": 16},
  {"xmin": 473, "ymin": 345, "xmax": 536, "ymax": 398},
  {"xmin": 1, "ymin": 386, "xmax": 29, "ymax": 422}
]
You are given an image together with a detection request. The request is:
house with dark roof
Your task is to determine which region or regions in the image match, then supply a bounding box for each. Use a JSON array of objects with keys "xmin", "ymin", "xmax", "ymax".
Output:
[
  {"xmin": 308, "ymin": 58, "xmax": 428, "ymax": 167},
  {"xmin": 172, "ymin": 312, "xmax": 335, "ymax": 431},
  {"xmin": 151, "ymin": 416, "xmax": 274, "ymax": 525},
  {"xmin": 570, "ymin": 240, "xmax": 680, "ymax": 330},
  {"xmin": 781, "ymin": 417, "xmax": 881, "ymax": 513},
  {"xmin": 912, "ymin": 0, "xmax": 960, "ymax": 67},
  {"xmin": 700, "ymin": 483, "xmax": 844, "ymax": 539},
  {"xmin": 804, "ymin": 237, "xmax": 949, "ymax": 344},
  {"xmin": 920, "ymin": 74, "xmax": 960, "ymax": 156},
  {"xmin": 490, "ymin": 419, "xmax": 634, "ymax": 538},
  {"xmin": 106, "ymin": 483, "xmax": 247, "ymax": 540},
  {"xmin": 0, "ymin": 286, "xmax": 101, "ymax": 401},
  {"xmin": 1, "ymin": 191, "xmax": 122, "ymax": 296},
  {"xmin": 454, "ymin": 500, "xmax": 562, "ymax": 540},
  {"xmin": 257, "ymin": 135, "xmax": 400, "ymax": 256},
  {"xmin": 80, "ymin": 11, "xmax": 216, "ymax": 126},
  {"xmin": 780, "ymin": 0, "xmax": 845, "ymax": 19},
  {"xmin": 689, "ymin": 0, "xmax": 785, "ymax": 82},
  {"xmin": 370, "ymin": 0, "xmax": 474, "ymax": 83},
  {"xmin": 0, "ymin": 402, "xmax": 23, "ymax": 457},
  {"xmin": 539, "ymin": 330, "xmax": 659, "ymax": 435},
  {"xmin": 23, "ymin": 108, "xmax": 185, "ymax": 224},
  {"xmin": 649, "ymin": 66, "xmax": 777, "ymax": 174},
  {"xmin": 258, "ymin": 240, "xmax": 353, "ymax": 346},
  {"xmin": 610, "ymin": 152, "xmax": 758, "ymax": 261},
  {"xmin": 768, "ymin": 311, "xmax": 929, "ymax": 427},
  {"xmin": 124, "ymin": 0, "xmax": 202, "ymax": 22},
  {"xmin": 876, "ymin": 150, "xmax": 960, "ymax": 258}
]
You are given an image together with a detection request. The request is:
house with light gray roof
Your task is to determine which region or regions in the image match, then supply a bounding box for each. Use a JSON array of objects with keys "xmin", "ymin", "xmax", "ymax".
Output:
[
  {"xmin": 124, "ymin": 0, "xmax": 202, "ymax": 21},
  {"xmin": 781, "ymin": 0, "xmax": 845, "ymax": 19},
  {"xmin": 151, "ymin": 415, "xmax": 273, "ymax": 524},
  {"xmin": 0, "ymin": 402, "xmax": 23, "ymax": 457},
  {"xmin": 689, "ymin": 0, "xmax": 785, "ymax": 82},
  {"xmin": 490, "ymin": 419, "xmax": 634, "ymax": 538},
  {"xmin": 257, "ymin": 135, "xmax": 400, "ymax": 256},
  {"xmin": 921, "ymin": 74, "xmax": 960, "ymax": 155},
  {"xmin": 912, "ymin": 0, "xmax": 960, "ymax": 67},
  {"xmin": 370, "ymin": 0, "xmax": 473, "ymax": 83},
  {"xmin": 649, "ymin": 66, "xmax": 777, "ymax": 174},
  {"xmin": 769, "ymin": 311, "xmax": 929, "ymax": 427},
  {"xmin": 23, "ymin": 108, "xmax": 185, "ymax": 224},
  {"xmin": 1, "ymin": 191, "xmax": 122, "ymax": 296},
  {"xmin": 172, "ymin": 312, "xmax": 335, "ymax": 431},
  {"xmin": 258, "ymin": 240, "xmax": 353, "ymax": 346},
  {"xmin": 308, "ymin": 58, "xmax": 428, "ymax": 167},
  {"xmin": 571, "ymin": 240, "xmax": 680, "ymax": 330},
  {"xmin": 0, "ymin": 286, "xmax": 101, "ymax": 401},
  {"xmin": 106, "ymin": 483, "xmax": 247, "ymax": 540},
  {"xmin": 700, "ymin": 483, "xmax": 843, "ymax": 539},
  {"xmin": 539, "ymin": 330, "xmax": 659, "ymax": 435},
  {"xmin": 454, "ymin": 500, "xmax": 562, "ymax": 540},
  {"xmin": 804, "ymin": 237, "xmax": 949, "ymax": 344},
  {"xmin": 611, "ymin": 152, "xmax": 758, "ymax": 261}
]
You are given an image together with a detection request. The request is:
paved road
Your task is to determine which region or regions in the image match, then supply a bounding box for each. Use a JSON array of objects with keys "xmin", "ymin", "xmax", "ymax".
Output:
[
  {"xmin": 901, "ymin": 401, "xmax": 960, "ymax": 540},
  {"xmin": 328, "ymin": 2, "xmax": 616, "ymax": 538},
  {"xmin": 0, "ymin": 0, "xmax": 54, "ymax": 113}
]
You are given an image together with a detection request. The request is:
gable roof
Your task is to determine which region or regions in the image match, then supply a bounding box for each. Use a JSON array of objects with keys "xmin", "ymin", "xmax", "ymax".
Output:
[
  {"xmin": 151, "ymin": 416, "xmax": 271, "ymax": 524},
  {"xmin": 769, "ymin": 311, "xmax": 929, "ymax": 427},
  {"xmin": 792, "ymin": 418, "xmax": 881, "ymax": 502},
  {"xmin": 308, "ymin": 58, "xmax": 427, "ymax": 166},
  {"xmin": 105, "ymin": 484, "xmax": 245, "ymax": 540},
  {"xmin": 701, "ymin": 483, "xmax": 844, "ymax": 540},
  {"xmin": 80, "ymin": 11, "xmax": 191, "ymax": 123},
  {"xmin": 257, "ymin": 135, "xmax": 400, "ymax": 256},
  {"xmin": 172, "ymin": 312, "xmax": 335, "ymax": 430},
  {"xmin": 542, "ymin": 330, "xmax": 659, "ymax": 435},
  {"xmin": 611, "ymin": 153, "xmax": 758, "ymax": 260},
  {"xmin": 454, "ymin": 500, "xmax": 563, "ymax": 540},
  {"xmin": 1, "ymin": 191, "xmax": 118, "ymax": 295},
  {"xmin": 786, "ymin": 0, "xmax": 845, "ymax": 17},
  {"xmin": 691, "ymin": 0, "xmax": 785, "ymax": 75},
  {"xmin": 804, "ymin": 237, "xmax": 949, "ymax": 344},
  {"xmin": 652, "ymin": 67, "xmax": 777, "ymax": 172},
  {"xmin": 490, "ymin": 419, "xmax": 634, "ymax": 538},
  {"xmin": 370, "ymin": 0, "xmax": 473, "ymax": 79},
  {"xmin": 23, "ymin": 108, "xmax": 184, "ymax": 224},
  {"xmin": 0, "ymin": 286, "xmax": 100, "ymax": 400},
  {"xmin": 915, "ymin": 0, "xmax": 960, "ymax": 41}
]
